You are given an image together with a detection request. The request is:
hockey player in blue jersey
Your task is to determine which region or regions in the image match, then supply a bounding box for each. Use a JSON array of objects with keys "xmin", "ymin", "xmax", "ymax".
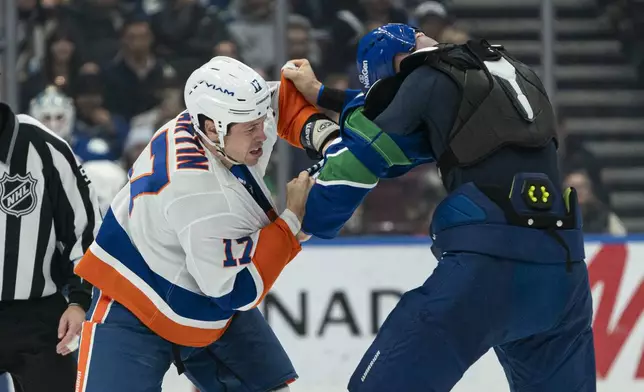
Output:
[{"xmin": 282, "ymin": 24, "xmax": 596, "ymax": 392}]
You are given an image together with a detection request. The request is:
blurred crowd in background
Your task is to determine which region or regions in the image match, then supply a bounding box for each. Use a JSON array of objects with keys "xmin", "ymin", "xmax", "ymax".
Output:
[{"xmin": 9, "ymin": 0, "xmax": 643, "ymax": 236}]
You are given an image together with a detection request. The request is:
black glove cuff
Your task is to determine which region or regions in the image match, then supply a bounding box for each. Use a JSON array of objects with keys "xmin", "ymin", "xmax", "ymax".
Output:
[
  {"xmin": 68, "ymin": 291, "xmax": 92, "ymax": 312},
  {"xmin": 318, "ymin": 86, "xmax": 346, "ymax": 113}
]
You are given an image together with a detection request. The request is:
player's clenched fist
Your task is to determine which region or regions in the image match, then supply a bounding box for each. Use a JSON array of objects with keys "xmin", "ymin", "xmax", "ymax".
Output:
[
  {"xmin": 286, "ymin": 170, "xmax": 315, "ymax": 223},
  {"xmin": 282, "ymin": 59, "xmax": 321, "ymax": 106}
]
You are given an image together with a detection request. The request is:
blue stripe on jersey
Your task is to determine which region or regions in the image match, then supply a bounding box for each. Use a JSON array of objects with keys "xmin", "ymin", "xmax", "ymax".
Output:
[
  {"xmin": 229, "ymin": 165, "xmax": 277, "ymax": 220},
  {"xmin": 176, "ymin": 111, "xmax": 192, "ymax": 126},
  {"xmin": 96, "ymin": 209, "xmax": 258, "ymax": 321},
  {"xmin": 302, "ymin": 182, "xmax": 371, "ymax": 239},
  {"xmin": 177, "ymin": 154, "xmax": 209, "ymax": 170},
  {"xmin": 175, "ymin": 136, "xmax": 196, "ymax": 144}
]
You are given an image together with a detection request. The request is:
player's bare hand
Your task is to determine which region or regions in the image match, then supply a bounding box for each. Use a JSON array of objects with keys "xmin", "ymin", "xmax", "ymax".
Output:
[
  {"xmin": 56, "ymin": 305, "xmax": 85, "ymax": 356},
  {"xmin": 282, "ymin": 59, "xmax": 322, "ymax": 105},
  {"xmin": 286, "ymin": 170, "xmax": 314, "ymax": 222}
]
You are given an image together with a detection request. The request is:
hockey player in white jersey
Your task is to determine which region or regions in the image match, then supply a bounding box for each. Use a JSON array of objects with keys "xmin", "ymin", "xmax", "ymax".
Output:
[{"xmin": 73, "ymin": 57, "xmax": 323, "ymax": 392}]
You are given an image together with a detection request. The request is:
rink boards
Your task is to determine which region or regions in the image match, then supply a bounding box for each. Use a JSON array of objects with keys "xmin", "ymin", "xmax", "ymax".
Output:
[{"xmin": 162, "ymin": 235, "xmax": 644, "ymax": 391}]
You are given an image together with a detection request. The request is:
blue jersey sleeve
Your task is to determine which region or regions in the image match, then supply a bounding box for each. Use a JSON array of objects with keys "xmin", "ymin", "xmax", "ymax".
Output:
[{"xmin": 302, "ymin": 101, "xmax": 434, "ymax": 239}]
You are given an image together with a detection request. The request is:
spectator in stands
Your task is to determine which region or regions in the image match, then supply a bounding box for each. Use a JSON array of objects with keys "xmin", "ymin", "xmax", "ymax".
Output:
[
  {"xmin": 57, "ymin": 0, "xmax": 125, "ymax": 67},
  {"xmin": 287, "ymin": 15, "xmax": 321, "ymax": 72},
  {"xmin": 102, "ymin": 16, "xmax": 176, "ymax": 122},
  {"xmin": 17, "ymin": 0, "xmax": 46, "ymax": 84},
  {"xmin": 130, "ymin": 74, "xmax": 186, "ymax": 132},
  {"xmin": 20, "ymin": 28, "xmax": 84, "ymax": 111},
  {"xmin": 602, "ymin": 0, "xmax": 644, "ymax": 81},
  {"xmin": 288, "ymin": 0, "xmax": 345, "ymax": 28},
  {"xmin": 228, "ymin": 0, "xmax": 277, "ymax": 74},
  {"xmin": 208, "ymin": 0, "xmax": 233, "ymax": 7},
  {"xmin": 324, "ymin": 0, "xmax": 408, "ymax": 74},
  {"xmin": 557, "ymin": 118, "xmax": 609, "ymax": 204},
  {"xmin": 287, "ymin": 0, "xmax": 322, "ymax": 27},
  {"xmin": 564, "ymin": 169, "xmax": 627, "ymax": 235},
  {"xmin": 71, "ymin": 71, "xmax": 129, "ymax": 161},
  {"xmin": 214, "ymin": 40, "xmax": 241, "ymax": 60},
  {"xmin": 412, "ymin": 1, "xmax": 469, "ymax": 44},
  {"xmin": 253, "ymin": 14, "xmax": 321, "ymax": 81},
  {"xmin": 154, "ymin": 85, "xmax": 185, "ymax": 129},
  {"xmin": 150, "ymin": 0, "xmax": 233, "ymax": 81}
]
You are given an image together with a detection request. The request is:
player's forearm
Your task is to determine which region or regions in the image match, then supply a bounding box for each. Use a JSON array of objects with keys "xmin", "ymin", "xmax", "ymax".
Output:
[
  {"xmin": 275, "ymin": 75, "xmax": 340, "ymax": 159},
  {"xmin": 302, "ymin": 141, "xmax": 378, "ymax": 239},
  {"xmin": 317, "ymin": 85, "xmax": 362, "ymax": 113},
  {"xmin": 302, "ymin": 180, "xmax": 374, "ymax": 239}
]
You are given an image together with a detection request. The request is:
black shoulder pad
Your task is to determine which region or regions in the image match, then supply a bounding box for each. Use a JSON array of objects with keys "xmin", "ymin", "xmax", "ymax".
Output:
[{"xmin": 362, "ymin": 76, "xmax": 405, "ymax": 120}]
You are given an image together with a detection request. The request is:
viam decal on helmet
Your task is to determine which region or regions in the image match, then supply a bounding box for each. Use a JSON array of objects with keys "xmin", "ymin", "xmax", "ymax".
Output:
[{"xmin": 188, "ymin": 80, "xmax": 236, "ymax": 97}]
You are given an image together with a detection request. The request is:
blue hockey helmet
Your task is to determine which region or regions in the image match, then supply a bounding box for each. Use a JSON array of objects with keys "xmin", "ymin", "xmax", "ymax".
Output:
[{"xmin": 356, "ymin": 23, "xmax": 417, "ymax": 91}]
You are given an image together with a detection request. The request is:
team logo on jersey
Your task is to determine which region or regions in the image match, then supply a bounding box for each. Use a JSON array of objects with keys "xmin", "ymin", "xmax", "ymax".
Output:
[{"xmin": 0, "ymin": 173, "xmax": 38, "ymax": 217}]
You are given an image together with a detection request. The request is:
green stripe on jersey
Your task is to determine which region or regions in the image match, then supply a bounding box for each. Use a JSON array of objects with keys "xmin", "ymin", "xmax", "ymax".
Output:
[
  {"xmin": 318, "ymin": 148, "xmax": 378, "ymax": 187},
  {"xmin": 344, "ymin": 108, "xmax": 411, "ymax": 167}
]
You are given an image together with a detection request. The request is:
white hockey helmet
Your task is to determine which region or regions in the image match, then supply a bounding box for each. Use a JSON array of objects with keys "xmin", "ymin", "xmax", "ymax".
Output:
[
  {"xmin": 28, "ymin": 86, "xmax": 75, "ymax": 141},
  {"xmin": 184, "ymin": 56, "xmax": 271, "ymax": 151}
]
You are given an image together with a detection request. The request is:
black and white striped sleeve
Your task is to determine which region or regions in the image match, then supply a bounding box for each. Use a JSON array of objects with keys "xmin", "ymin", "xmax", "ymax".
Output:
[
  {"xmin": 49, "ymin": 141, "xmax": 102, "ymax": 309},
  {"xmin": 19, "ymin": 116, "xmax": 103, "ymax": 309},
  {"xmin": 49, "ymin": 145, "xmax": 101, "ymax": 258}
]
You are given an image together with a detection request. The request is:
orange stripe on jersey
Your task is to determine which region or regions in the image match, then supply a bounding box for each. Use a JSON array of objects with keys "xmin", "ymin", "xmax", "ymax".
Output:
[
  {"xmin": 251, "ymin": 217, "xmax": 301, "ymax": 304},
  {"xmin": 277, "ymin": 74, "xmax": 321, "ymax": 149},
  {"xmin": 75, "ymin": 321, "xmax": 96, "ymax": 392},
  {"xmin": 89, "ymin": 291, "xmax": 113, "ymax": 323},
  {"xmin": 75, "ymin": 251, "xmax": 232, "ymax": 347}
]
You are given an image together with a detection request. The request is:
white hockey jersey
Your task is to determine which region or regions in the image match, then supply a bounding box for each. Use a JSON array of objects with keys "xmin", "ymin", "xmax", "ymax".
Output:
[{"xmin": 75, "ymin": 104, "xmax": 307, "ymax": 347}]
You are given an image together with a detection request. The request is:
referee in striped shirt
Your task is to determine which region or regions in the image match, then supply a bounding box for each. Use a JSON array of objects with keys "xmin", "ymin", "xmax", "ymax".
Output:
[{"xmin": 0, "ymin": 102, "xmax": 102, "ymax": 391}]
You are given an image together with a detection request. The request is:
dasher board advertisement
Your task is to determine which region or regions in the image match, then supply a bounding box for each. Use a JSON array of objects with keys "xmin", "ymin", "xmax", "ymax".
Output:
[{"xmin": 159, "ymin": 236, "xmax": 644, "ymax": 392}]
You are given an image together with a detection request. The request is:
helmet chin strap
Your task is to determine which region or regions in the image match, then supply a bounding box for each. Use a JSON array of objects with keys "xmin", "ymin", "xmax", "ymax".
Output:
[
  {"xmin": 215, "ymin": 145, "xmax": 243, "ymax": 166},
  {"xmin": 193, "ymin": 124, "xmax": 243, "ymax": 166}
]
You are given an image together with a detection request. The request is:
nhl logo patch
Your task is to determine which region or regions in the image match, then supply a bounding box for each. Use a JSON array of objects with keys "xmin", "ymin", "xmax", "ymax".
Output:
[{"xmin": 0, "ymin": 173, "xmax": 38, "ymax": 217}]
